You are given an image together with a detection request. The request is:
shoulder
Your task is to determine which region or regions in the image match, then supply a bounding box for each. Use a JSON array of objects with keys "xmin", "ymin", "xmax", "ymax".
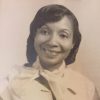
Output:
[
  {"xmin": 9, "ymin": 65, "xmax": 39, "ymax": 86},
  {"xmin": 0, "ymin": 64, "xmax": 40, "ymax": 99},
  {"xmin": 65, "ymin": 68, "xmax": 95, "ymax": 88},
  {"xmin": 9, "ymin": 66, "xmax": 39, "ymax": 93},
  {"xmin": 0, "ymin": 65, "xmax": 24, "ymax": 94},
  {"xmin": 0, "ymin": 65, "xmax": 38, "ymax": 93},
  {"xmin": 65, "ymin": 68, "xmax": 94, "ymax": 85}
]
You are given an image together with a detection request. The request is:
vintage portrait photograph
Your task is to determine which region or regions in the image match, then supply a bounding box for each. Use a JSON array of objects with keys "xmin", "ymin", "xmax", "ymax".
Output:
[{"xmin": 0, "ymin": 0, "xmax": 100, "ymax": 100}]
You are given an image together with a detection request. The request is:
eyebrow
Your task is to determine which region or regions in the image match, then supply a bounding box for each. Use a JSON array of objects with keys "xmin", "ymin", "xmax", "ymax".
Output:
[
  {"xmin": 40, "ymin": 25, "xmax": 49, "ymax": 29},
  {"xmin": 61, "ymin": 29, "xmax": 71, "ymax": 32},
  {"xmin": 60, "ymin": 29, "xmax": 73, "ymax": 36}
]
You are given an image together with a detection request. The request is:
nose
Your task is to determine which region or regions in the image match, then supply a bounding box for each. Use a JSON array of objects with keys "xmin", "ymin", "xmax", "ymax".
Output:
[{"xmin": 47, "ymin": 33, "xmax": 59, "ymax": 48}]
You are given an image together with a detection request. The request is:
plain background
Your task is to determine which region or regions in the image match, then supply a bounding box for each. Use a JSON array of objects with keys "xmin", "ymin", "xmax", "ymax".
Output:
[{"xmin": 0, "ymin": 0, "xmax": 100, "ymax": 95}]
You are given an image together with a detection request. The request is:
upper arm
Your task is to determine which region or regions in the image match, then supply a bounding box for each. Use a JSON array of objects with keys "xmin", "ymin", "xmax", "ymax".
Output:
[
  {"xmin": 0, "ymin": 65, "xmax": 24, "ymax": 100},
  {"xmin": 0, "ymin": 77, "xmax": 9, "ymax": 95},
  {"xmin": 0, "ymin": 87, "xmax": 13, "ymax": 100},
  {"xmin": 0, "ymin": 78, "xmax": 12, "ymax": 100}
]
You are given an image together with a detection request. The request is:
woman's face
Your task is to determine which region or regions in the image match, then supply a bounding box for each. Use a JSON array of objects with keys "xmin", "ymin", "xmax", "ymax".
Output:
[{"xmin": 34, "ymin": 16, "xmax": 74, "ymax": 68}]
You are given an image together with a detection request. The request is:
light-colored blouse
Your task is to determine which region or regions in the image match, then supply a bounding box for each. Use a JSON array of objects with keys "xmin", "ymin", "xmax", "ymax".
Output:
[{"xmin": 0, "ymin": 59, "xmax": 99, "ymax": 100}]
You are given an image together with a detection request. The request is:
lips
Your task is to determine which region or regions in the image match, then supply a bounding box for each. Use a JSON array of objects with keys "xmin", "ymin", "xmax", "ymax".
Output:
[{"xmin": 43, "ymin": 47, "xmax": 61, "ymax": 57}]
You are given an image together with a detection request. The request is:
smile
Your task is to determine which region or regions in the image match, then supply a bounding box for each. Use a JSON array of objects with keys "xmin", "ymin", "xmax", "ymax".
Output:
[{"xmin": 43, "ymin": 48, "xmax": 61, "ymax": 57}]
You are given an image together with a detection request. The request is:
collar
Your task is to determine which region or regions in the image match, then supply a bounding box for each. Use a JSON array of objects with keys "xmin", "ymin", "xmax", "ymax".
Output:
[{"xmin": 31, "ymin": 58, "xmax": 76, "ymax": 96}]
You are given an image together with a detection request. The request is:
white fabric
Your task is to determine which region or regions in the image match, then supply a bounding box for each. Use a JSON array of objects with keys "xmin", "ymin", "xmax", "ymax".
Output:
[{"xmin": 0, "ymin": 60, "xmax": 98, "ymax": 100}]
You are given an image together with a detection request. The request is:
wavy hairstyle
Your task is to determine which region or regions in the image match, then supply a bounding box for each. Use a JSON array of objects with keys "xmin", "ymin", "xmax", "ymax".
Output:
[{"xmin": 25, "ymin": 4, "xmax": 81, "ymax": 66}]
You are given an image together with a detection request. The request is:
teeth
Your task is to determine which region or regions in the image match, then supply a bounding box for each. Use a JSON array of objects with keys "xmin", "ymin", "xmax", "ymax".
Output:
[
  {"xmin": 45, "ymin": 49, "xmax": 58, "ymax": 56},
  {"xmin": 42, "ymin": 47, "xmax": 61, "ymax": 56}
]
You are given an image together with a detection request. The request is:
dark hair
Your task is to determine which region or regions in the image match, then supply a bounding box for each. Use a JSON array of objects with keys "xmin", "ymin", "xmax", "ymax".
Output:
[{"xmin": 25, "ymin": 4, "xmax": 81, "ymax": 66}]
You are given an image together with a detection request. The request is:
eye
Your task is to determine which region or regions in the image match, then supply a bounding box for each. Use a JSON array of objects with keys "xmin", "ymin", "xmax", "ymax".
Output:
[
  {"xmin": 36, "ymin": 25, "xmax": 52, "ymax": 36},
  {"xmin": 39, "ymin": 28, "xmax": 50, "ymax": 36},
  {"xmin": 60, "ymin": 33, "xmax": 69, "ymax": 39},
  {"xmin": 59, "ymin": 30, "xmax": 72, "ymax": 39}
]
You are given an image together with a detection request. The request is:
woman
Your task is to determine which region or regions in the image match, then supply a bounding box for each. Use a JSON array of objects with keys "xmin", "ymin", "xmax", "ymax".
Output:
[{"xmin": 0, "ymin": 4, "xmax": 99, "ymax": 100}]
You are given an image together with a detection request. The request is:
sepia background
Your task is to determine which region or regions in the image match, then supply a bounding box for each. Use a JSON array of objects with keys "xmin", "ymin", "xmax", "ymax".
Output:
[{"xmin": 0, "ymin": 0, "xmax": 100, "ymax": 95}]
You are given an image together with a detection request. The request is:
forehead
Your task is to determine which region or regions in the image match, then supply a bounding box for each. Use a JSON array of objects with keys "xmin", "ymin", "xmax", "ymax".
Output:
[{"xmin": 41, "ymin": 16, "xmax": 73, "ymax": 31}]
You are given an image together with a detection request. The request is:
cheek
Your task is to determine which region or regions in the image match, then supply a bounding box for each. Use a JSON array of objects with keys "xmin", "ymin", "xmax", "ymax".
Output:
[
  {"xmin": 35, "ymin": 34, "xmax": 50, "ymax": 45},
  {"xmin": 35, "ymin": 35, "xmax": 43, "ymax": 43},
  {"xmin": 61, "ymin": 41, "xmax": 74, "ymax": 51},
  {"xmin": 34, "ymin": 35, "xmax": 49, "ymax": 52},
  {"xmin": 34, "ymin": 37, "xmax": 43, "ymax": 49},
  {"xmin": 62, "ymin": 43, "xmax": 73, "ymax": 58}
]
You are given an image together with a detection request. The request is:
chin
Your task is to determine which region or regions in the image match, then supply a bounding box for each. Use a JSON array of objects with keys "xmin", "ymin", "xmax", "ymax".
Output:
[{"xmin": 40, "ymin": 56, "xmax": 63, "ymax": 67}]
